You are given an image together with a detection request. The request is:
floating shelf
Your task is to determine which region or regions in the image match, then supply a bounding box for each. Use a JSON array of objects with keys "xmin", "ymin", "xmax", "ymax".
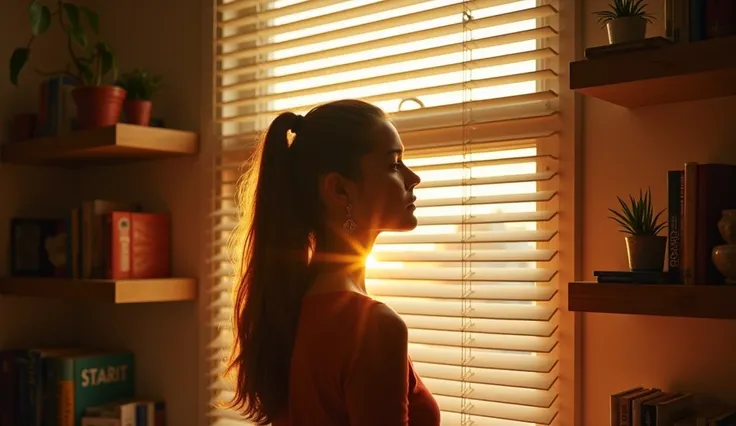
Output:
[
  {"xmin": 570, "ymin": 36, "xmax": 736, "ymax": 108},
  {"xmin": 0, "ymin": 277, "xmax": 197, "ymax": 303},
  {"xmin": 0, "ymin": 124, "xmax": 198, "ymax": 166},
  {"xmin": 568, "ymin": 281, "xmax": 736, "ymax": 320}
]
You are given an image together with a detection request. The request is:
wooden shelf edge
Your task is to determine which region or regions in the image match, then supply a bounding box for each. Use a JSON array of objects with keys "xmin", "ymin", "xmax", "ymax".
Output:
[
  {"xmin": 0, "ymin": 124, "xmax": 199, "ymax": 166},
  {"xmin": 568, "ymin": 281, "xmax": 736, "ymax": 320},
  {"xmin": 0, "ymin": 277, "xmax": 197, "ymax": 303},
  {"xmin": 569, "ymin": 36, "xmax": 736, "ymax": 108}
]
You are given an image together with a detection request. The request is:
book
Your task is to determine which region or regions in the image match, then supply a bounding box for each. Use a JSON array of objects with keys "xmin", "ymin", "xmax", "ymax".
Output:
[
  {"xmin": 667, "ymin": 170, "xmax": 684, "ymax": 283},
  {"xmin": 48, "ymin": 351, "xmax": 135, "ymax": 426},
  {"xmin": 106, "ymin": 212, "xmax": 170, "ymax": 279}
]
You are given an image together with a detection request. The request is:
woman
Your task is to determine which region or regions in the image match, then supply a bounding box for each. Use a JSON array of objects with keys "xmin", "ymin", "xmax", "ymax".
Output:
[{"xmin": 226, "ymin": 99, "xmax": 441, "ymax": 426}]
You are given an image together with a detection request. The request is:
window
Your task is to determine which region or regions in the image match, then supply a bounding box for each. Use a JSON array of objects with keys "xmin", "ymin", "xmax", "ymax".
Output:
[{"xmin": 211, "ymin": 0, "xmax": 560, "ymax": 425}]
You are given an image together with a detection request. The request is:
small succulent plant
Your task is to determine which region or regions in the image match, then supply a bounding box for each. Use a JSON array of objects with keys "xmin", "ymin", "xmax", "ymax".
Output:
[
  {"xmin": 593, "ymin": 0, "xmax": 655, "ymax": 26},
  {"xmin": 608, "ymin": 188, "xmax": 666, "ymax": 236}
]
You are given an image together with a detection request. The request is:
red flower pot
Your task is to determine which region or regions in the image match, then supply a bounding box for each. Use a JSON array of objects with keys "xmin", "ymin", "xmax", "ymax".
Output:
[
  {"xmin": 72, "ymin": 85, "xmax": 126, "ymax": 129},
  {"xmin": 123, "ymin": 99, "xmax": 153, "ymax": 126}
]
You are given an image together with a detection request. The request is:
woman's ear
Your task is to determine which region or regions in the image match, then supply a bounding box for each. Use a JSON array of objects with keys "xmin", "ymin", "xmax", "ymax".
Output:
[{"xmin": 319, "ymin": 172, "xmax": 357, "ymax": 208}]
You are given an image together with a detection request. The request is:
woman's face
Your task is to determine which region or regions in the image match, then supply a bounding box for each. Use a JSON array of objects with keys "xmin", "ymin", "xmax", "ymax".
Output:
[{"xmin": 350, "ymin": 119, "xmax": 421, "ymax": 233}]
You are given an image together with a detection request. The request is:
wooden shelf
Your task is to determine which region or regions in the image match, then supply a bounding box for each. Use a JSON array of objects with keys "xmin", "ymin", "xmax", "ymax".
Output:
[
  {"xmin": 0, "ymin": 124, "xmax": 198, "ymax": 166},
  {"xmin": 0, "ymin": 277, "xmax": 197, "ymax": 303},
  {"xmin": 568, "ymin": 281, "xmax": 736, "ymax": 320},
  {"xmin": 570, "ymin": 36, "xmax": 736, "ymax": 108}
]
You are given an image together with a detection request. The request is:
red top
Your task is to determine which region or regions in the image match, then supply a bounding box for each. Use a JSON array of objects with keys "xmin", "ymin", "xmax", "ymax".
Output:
[{"xmin": 272, "ymin": 291, "xmax": 441, "ymax": 426}]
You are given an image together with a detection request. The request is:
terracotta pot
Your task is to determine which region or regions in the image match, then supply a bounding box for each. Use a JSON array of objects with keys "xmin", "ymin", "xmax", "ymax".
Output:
[
  {"xmin": 123, "ymin": 99, "xmax": 152, "ymax": 126},
  {"xmin": 625, "ymin": 235, "xmax": 667, "ymax": 272},
  {"xmin": 606, "ymin": 17, "xmax": 647, "ymax": 44},
  {"xmin": 72, "ymin": 85, "xmax": 126, "ymax": 129}
]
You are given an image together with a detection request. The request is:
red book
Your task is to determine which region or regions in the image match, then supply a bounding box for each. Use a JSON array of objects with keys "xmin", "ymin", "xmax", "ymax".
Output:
[{"xmin": 107, "ymin": 212, "xmax": 170, "ymax": 279}]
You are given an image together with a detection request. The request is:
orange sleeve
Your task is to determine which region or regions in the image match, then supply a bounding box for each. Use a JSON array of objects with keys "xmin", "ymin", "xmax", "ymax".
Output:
[{"xmin": 344, "ymin": 302, "xmax": 410, "ymax": 426}]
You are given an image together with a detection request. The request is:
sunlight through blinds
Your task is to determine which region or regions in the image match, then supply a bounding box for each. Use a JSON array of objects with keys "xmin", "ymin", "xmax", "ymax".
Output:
[{"xmin": 211, "ymin": 1, "xmax": 561, "ymax": 425}]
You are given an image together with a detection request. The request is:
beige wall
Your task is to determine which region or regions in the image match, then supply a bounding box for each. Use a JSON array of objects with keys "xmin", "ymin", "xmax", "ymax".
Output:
[
  {"xmin": 579, "ymin": 0, "xmax": 736, "ymax": 424},
  {"xmin": 0, "ymin": 1, "xmax": 211, "ymax": 425}
]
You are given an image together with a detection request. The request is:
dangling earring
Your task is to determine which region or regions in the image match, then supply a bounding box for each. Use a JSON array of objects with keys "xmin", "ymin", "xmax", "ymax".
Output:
[{"xmin": 343, "ymin": 203, "xmax": 357, "ymax": 235}]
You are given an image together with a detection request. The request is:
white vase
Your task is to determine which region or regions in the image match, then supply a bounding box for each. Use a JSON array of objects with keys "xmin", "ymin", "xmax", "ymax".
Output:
[{"xmin": 606, "ymin": 17, "xmax": 647, "ymax": 44}]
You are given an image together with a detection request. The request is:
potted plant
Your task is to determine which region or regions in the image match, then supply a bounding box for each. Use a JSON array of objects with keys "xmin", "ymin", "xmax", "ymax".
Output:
[
  {"xmin": 593, "ymin": 0, "xmax": 655, "ymax": 45},
  {"xmin": 608, "ymin": 188, "xmax": 667, "ymax": 272},
  {"xmin": 8, "ymin": 1, "xmax": 125, "ymax": 129},
  {"xmin": 116, "ymin": 69, "xmax": 162, "ymax": 126}
]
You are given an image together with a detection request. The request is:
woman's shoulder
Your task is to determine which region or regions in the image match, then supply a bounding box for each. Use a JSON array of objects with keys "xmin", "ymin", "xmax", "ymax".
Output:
[{"xmin": 302, "ymin": 291, "xmax": 407, "ymax": 333}]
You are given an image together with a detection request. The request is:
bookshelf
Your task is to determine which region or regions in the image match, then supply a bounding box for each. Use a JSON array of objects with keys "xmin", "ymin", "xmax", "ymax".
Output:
[
  {"xmin": 0, "ymin": 124, "xmax": 198, "ymax": 166},
  {"xmin": 0, "ymin": 277, "xmax": 197, "ymax": 303},
  {"xmin": 570, "ymin": 35, "xmax": 736, "ymax": 108},
  {"xmin": 568, "ymin": 281, "xmax": 736, "ymax": 320}
]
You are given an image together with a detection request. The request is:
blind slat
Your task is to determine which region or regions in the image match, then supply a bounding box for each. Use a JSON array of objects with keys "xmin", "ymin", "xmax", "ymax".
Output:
[
  {"xmin": 371, "ymin": 248, "xmax": 556, "ymax": 262},
  {"xmin": 375, "ymin": 229, "xmax": 556, "ymax": 245},
  {"xmin": 209, "ymin": 209, "xmax": 557, "ymax": 234}
]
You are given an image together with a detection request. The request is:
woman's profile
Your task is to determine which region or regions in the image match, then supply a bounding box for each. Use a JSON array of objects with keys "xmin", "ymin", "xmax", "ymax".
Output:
[{"xmin": 225, "ymin": 99, "xmax": 441, "ymax": 426}]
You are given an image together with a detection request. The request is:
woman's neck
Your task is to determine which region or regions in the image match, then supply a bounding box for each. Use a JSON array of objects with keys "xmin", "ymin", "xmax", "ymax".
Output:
[{"xmin": 310, "ymin": 229, "xmax": 377, "ymax": 294}]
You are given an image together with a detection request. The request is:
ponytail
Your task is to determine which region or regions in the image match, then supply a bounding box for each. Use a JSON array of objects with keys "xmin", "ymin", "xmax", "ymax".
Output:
[{"xmin": 226, "ymin": 112, "xmax": 312, "ymax": 425}]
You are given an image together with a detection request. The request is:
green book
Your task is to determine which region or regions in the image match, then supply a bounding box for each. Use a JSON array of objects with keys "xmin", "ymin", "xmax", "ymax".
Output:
[{"xmin": 50, "ymin": 351, "xmax": 135, "ymax": 426}]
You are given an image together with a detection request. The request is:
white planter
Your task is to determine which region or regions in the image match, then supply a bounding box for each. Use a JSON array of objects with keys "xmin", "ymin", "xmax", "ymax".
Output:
[{"xmin": 606, "ymin": 17, "xmax": 647, "ymax": 44}]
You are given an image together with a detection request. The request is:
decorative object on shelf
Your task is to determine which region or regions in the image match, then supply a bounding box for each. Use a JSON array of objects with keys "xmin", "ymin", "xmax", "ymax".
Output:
[
  {"xmin": 718, "ymin": 209, "xmax": 736, "ymax": 244},
  {"xmin": 594, "ymin": 0, "xmax": 655, "ymax": 45},
  {"xmin": 712, "ymin": 209, "xmax": 736, "ymax": 284},
  {"xmin": 8, "ymin": 1, "xmax": 125, "ymax": 129},
  {"xmin": 116, "ymin": 68, "xmax": 163, "ymax": 126},
  {"xmin": 608, "ymin": 187, "xmax": 667, "ymax": 272}
]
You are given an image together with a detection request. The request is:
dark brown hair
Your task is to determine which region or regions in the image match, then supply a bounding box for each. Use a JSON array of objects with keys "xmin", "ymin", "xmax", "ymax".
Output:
[{"xmin": 225, "ymin": 100, "xmax": 387, "ymax": 424}]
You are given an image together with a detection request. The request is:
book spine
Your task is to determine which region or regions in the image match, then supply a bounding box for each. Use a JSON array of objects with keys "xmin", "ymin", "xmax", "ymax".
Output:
[
  {"xmin": 667, "ymin": 171, "xmax": 683, "ymax": 283},
  {"xmin": 610, "ymin": 394, "xmax": 620, "ymax": 426},
  {"xmin": 641, "ymin": 403, "xmax": 656, "ymax": 426},
  {"xmin": 30, "ymin": 351, "xmax": 44, "ymax": 426},
  {"xmin": 689, "ymin": 0, "xmax": 706, "ymax": 41},
  {"xmin": 110, "ymin": 212, "xmax": 132, "ymax": 279},
  {"xmin": 154, "ymin": 402, "xmax": 165, "ymax": 426},
  {"xmin": 82, "ymin": 203, "xmax": 93, "ymax": 279},
  {"xmin": 683, "ymin": 162, "xmax": 698, "ymax": 284},
  {"xmin": 619, "ymin": 397, "xmax": 630, "ymax": 426},
  {"xmin": 57, "ymin": 358, "xmax": 75, "ymax": 426},
  {"xmin": 15, "ymin": 354, "xmax": 31, "ymax": 426},
  {"xmin": 0, "ymin": 351, "xmax": 18, "ymax": 426},
  {"xmin": 135, "ymin": 403, "xmax": 146, "ymax": 426},
  {"xmin": 42, "ymin": 356, "xmax": 57, "ymax": 426}
]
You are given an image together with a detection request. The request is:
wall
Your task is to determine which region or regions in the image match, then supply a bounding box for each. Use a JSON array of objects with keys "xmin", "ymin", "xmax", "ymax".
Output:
[
  {"xmin": 0, "ymin": 1, "xmax": 211, "ymax": 425},
  {"xmin": 0, "ymin": 0, "xmax": 84, "ymax": 350},
  {"xmin": 579, "ymin": 0, "xmax": 736, "ymax": 424}
]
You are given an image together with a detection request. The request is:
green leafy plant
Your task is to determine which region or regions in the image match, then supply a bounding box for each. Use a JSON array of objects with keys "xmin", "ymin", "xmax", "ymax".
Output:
[
  {"xmin": 593, "ymin": 0, "xmax": 655, "ymax": 25},
  {"xmin": 116, "ymin": 69, "xmax": 163, "ymax": 101},
  {"xmin": 9, "ymin": 0, "xmax": 117, "ymax": 87},
  {"xmin": 608, "ymin": 188, "xmax": 666, "ymax": 236}
]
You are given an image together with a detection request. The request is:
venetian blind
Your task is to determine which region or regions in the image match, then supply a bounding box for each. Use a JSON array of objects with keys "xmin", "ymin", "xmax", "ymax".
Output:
[{"xmin": 210, "ymin": 1, "xmax": 561, "ymax": 425}]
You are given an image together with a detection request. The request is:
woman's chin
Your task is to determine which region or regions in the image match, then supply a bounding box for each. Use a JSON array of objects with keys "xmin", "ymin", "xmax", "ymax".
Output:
[{"xmin": 393, "ymin": 215, "xmax": 419, "ymax": 232}]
